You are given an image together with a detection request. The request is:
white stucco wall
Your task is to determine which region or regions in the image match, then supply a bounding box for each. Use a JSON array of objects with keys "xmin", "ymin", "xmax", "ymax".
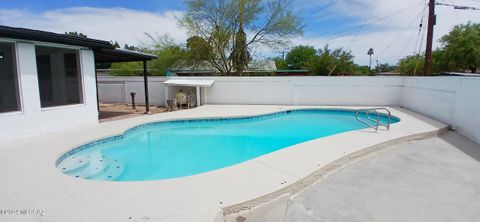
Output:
[
  {"xmin": 0, "ymin": 42, "xmax": 99, "ymax": 143},
  {"xmin": 97, "ymin": 76, "xmax": 403, "ymax": 106},
  {"xmin": 401, "ymin": 77, "xmax": 480, "ymax": 144},
  {"xmin": 193, "ymin": 77, "xmax": 403, "ymax": 106}
]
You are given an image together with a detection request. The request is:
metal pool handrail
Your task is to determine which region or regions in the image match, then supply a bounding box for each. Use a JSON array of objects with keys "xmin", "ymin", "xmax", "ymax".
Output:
[{"xmin": 355, "ymin": 108, "xmax": 392, "ymax": 131}]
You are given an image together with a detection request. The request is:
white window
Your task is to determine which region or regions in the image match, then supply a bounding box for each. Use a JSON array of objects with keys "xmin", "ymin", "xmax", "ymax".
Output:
[
  {"xmin": 35, "ymin": 46, "xmax": 83, "ymax": 108},
  {"xmin": 0, "ymin": 42, "xmax": 21, "ymax": 113}
]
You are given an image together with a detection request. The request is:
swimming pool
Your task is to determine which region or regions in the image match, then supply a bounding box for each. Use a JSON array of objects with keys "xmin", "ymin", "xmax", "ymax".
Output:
[{"xmin": 56, "ymin": 109, "xmax": 399, "ymax": 181}]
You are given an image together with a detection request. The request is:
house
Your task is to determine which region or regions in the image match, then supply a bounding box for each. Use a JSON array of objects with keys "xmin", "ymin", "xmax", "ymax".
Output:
[
  {"xmin": 0, "ymin": 25, "xmax": 156, "ymax": 143},
  {"xmin": 171, "ymin": 59, "xmax": 277, "ymax": 76}
]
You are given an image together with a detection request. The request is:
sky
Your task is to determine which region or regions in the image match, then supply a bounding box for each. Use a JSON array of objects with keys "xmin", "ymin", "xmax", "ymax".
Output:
[{"xmin": 1, "ymin": 0, "xmax": 479, "ymax": 65}]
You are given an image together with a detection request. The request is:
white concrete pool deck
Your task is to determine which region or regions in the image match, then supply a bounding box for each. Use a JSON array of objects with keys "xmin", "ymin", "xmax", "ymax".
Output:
[
  {"xmin": 0, "ymin": 105, "xmax": 447, "ymax": 222},
  {"xmin": 285, "ymin": 131, "xmax": 480, "ymax": 222}
]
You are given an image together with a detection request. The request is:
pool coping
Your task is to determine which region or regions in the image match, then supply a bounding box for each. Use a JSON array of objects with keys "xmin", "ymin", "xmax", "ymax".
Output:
[
  {"xmin": 55, "ymin": 108, "xmax": 400, "ymax": 171},
  {"xmin": 221, "ymin": 128, "xmax": 448, "ymax": 220},
  {"xmin": 0, "ymin": 105, "xmax": 447, "ymax": 222}
]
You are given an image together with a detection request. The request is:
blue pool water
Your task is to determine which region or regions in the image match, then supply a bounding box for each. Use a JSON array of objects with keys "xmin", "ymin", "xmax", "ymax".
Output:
[{"xmin": 57, "ymin": 109, "xmax": 399, "ymax": 181}]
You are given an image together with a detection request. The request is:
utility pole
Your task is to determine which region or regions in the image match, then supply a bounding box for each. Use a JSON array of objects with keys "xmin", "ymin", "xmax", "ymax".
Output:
[{"xmin": 424, "ymin": 0, "xmax": 436, "ymax": 76}]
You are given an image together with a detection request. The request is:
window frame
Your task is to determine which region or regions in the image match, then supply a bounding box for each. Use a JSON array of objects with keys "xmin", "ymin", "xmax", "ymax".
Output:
[
  {"xmin": 0, "ymin": 40, "xmax": 23, "ymax": 116},
  {"xmin": 33, "ymin": 43, "xmax": 86, "ymax": 110}
]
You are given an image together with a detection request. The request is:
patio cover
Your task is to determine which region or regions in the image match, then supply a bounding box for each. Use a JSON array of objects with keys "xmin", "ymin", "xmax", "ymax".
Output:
[
  {"xmin": 162, "ymin": 79, "xmax": 214, "ymax": 106},
  {"xmin": 162, "ymin": 79, "xmax": 214, "ymax": 87},
  {"xmin": 0, "ymin": 25, "xmax": 158, "ymax": 115}
]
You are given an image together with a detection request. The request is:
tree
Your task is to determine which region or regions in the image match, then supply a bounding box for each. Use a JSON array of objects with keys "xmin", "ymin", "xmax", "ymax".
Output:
[
  {"xmin": 285, "ymin": 45, "xmax": 316, "ymax": 69},
  {"xmin": 186, "ymin": 36, "xmax": 215, "ymax": 68},
  {"xmin": 398, "ymin": 50, "xmax": 446, "ymax": 75},
  {"xmin": 398, "ymin": 54, "xmax": 424, "ymax": 75},
  {"xmin": 112, "ymin": 41, "xmax": 120, "ymax": 48},
  {"xmin": 367, "ymin": 48, "xmax": 374, "ymax": 70},
  {"xmin": 124, "ymin": 44, "xmax": 136, "ymax": 51},
  {"xmin": 65, "ymin": 31, "xmax": 87, "ymax": 38},
  {"xmin": 145, "ymin": 34, "xmax": 187, "ymax": 75},
  {"xmin": 309, "ymin": 45, "xmax": 355, "ymax": 76},
  {"xmin": 273, "ymin": 57, "xmax": 288, "ymax": 69},
  {"xmin": 230, "ymin": 0, "xmax": 251, "ymax": 75},
  {"xmin": 353, "ymin": 65, "xmax": 372, "ymax": 76},
  {"xmin": 110, "ymin": 34, "xmax": 186, "ymax": 76},
  {"xmin": 377, "ymin": 63, "xmax": 397, "ymax": 72},
  {"xmin": 439, "ymin": 22, "xmax": 480, "ymax": 73},
  {"xmin": 181, "ymin": 0, "xmax": 303, "ymax": 75}
]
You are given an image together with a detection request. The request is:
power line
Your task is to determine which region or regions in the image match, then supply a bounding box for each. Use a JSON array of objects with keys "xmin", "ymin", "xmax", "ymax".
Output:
[
  {"xmin": 414, "ymin": 6, "xmax": 428, "ymax": 54},
  {"xmin": 346, "ymin": 0, "xmax": 381, "ymax": 49},
  {"xmin": 317, "ymin": 0, "xmax": 425, "ymax": 45},
  {"xmin": 436, "ymin": 2, "xmax": 480, "ymax": 10},
  {"xmin": 328, "ymin": 0, "xmax": 383, "ymax": 75},
  {"xmin": 376, "ymin": 5, "xmax": 427, "ymax": 59},
  {"xmin": 414, "ymin": 11, "xmax": 428, "ymax": 76}
]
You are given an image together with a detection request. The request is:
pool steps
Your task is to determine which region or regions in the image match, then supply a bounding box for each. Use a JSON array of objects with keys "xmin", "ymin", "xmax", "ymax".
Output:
[
  {"xmin": 57, "ymin": 154, "xmax": 125, "ymax": 181},
  {"xmin": 58, "ymin": 155, "xmax": 89, "ymax": 173},
  {"xmin": 91, "ymin": 160, "xmax": 125, "ymax": 181}
]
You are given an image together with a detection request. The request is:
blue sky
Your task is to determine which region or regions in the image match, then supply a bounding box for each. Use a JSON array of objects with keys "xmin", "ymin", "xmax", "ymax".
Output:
[
  {"xmin": 1, "ymin": 0, "xmax": 479, "ymax": 65},
  {"xmin": 1, "ymin": 0, "xmax": 355, "ymax": 36},
  {"xmin": 0, "ymin": 0, "xmax": 185, "ymax": 13}
]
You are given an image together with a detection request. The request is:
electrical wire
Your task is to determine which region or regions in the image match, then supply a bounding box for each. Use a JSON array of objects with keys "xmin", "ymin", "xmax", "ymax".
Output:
[
  {"xmin": 318, "ymin": 0, "xmax": 425, "ymax": 45},
  {"xmin": 375, "ymin": 4, "xmax": 427, "ymax": 59}
]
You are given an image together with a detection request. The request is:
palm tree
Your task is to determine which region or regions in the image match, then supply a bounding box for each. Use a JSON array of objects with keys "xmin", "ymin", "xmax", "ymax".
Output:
[{"xmin": 367, "ymin": 48, "xmax": 374, "ymax": 70}]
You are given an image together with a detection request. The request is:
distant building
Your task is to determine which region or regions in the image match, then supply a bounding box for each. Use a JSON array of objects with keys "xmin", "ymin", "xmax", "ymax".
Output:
[
  {"xmin": 171, "ymin": 60, "xmax": 277, "ymax": 76},
  {"xmin": 375, "ymin": 72, "xmax": 402, "ymax": 76},
  {"xmin": 438, "ymin": 72, "xmax": 480, "ymax": 77}
]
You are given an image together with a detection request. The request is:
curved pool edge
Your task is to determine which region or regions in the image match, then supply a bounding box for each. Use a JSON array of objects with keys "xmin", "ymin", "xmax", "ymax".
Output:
[
  {"xmin": 0, "ymin": 105, "xmax": 449, "ymax": 222},
  {"xmin": 220, "ymin": 126, "xmax": 449, "ymax": 218},
  {"xmin": 55, "ymin": 107, "xmax": 401, "ymax": 170}
]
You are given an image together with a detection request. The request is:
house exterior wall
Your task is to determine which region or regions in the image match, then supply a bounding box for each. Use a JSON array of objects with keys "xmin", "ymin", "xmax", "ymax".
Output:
[{"xmin": 0, "ymin": 41, "xmax": 98, "ymax": 143}]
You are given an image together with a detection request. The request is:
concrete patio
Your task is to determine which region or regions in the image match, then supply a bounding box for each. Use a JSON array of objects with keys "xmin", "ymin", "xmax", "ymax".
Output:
[
  {"xmin": 0, "ymin": 105, "xmax": 447, "ymax": 222},
  {"xmin": 285, "ymin": 131, "xmax": 480, "ymax": 222}
]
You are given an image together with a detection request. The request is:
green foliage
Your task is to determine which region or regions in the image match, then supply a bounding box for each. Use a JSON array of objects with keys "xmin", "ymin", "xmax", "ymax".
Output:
[
  {"xmin": 285, "ymin": 45, "xmax": 316, "ymax": 69},
  {"xmin": 376, "ymin": 63, "xmax": 397, "ymax": 72},
  {"xmin": 110, "ymin": 34, "xmax": 186, "ymax": 76},
  {"xmin": 186, "ymin": 36, "xmax": 214, "ymax": 65},
  {"xmin": 181, "ymin": 0, "xmax": 303, "ymax": 75},
  {"xmin": 148, "ymin": 45, "xmax": 186, "ymax": 75},
  {"xmin": 439, "ymin": 22, "xmax": 480, "ymax": 73},
  {"xmin": 353, "ymin": 65, "xmax": 372, "ymax": 76},
  {"xmin": 398, "ymin": 54, "xmax": 424, "ymax": 75},
  {"xmin": 96, "ymin": 63, "xmax": 111, "ymax": 69},
  {"xmin": 110, "ymin": 62, "xmax": 143, "ymax": 76},
  {"xmin": 280, "ymin": 44, "xmax": 357, "ymax": 75},
  {"xmin": 273, "ymin": 57, "xmax": 288, "ymax": 70},
  {"xmin": 309, "ymin": 45, "xmax": 355, "ymax": 76}
]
